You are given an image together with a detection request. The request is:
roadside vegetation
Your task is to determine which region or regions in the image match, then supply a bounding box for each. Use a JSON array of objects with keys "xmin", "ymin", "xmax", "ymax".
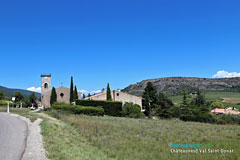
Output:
[{"xmin": 1, "ymin": 107, "xmax": 240, "ymax": 160}]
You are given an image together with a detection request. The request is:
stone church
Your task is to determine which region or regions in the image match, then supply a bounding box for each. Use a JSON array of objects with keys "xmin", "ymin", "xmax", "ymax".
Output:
[{"xmin": 41, "ymin": 75, "xmax": 81, "ymax": 108}]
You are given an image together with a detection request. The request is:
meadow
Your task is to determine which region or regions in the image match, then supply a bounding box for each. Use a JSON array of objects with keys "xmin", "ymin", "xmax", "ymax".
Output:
[
  {"xmin": 45, "ymin": 110, "xmax": 240, "ymax": 160},
  {"xmin": 1, "ymin": 107, "xmax": 240, "ymax": 160},
  {"xmin": 170, "ymin": 91, "xmax": 240, "ymax": 109}
]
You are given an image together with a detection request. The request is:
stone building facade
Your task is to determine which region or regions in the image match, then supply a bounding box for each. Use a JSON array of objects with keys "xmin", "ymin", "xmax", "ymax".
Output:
[
  {"xmin": 41, "ymin": 75, "xmax": 81, "ymax": 108},
  {"xmin": 86, "ymin": 89, "xmax": 143, "ymax": 111}
]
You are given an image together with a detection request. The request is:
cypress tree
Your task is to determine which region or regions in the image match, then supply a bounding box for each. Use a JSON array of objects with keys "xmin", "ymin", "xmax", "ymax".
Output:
[
  {"xmin": 70, "ymin": 76, "xmax": 74, "ymax": 103},
  {"xmin": 88, "ymin": 93, "xmax": 91, "ymax": 97},
  {"xmin": 144, "ymin": 91, "xmax": 151, "ymax": 117},
  {"xmin": 106, "ymin": 83, "xmax": 112, "ymax": 101},
  {"xmin": 183, "ymin": 89, "xmax": 188, "ymax": 105},
  {"xmin": 193, "ymin": 88, "xmax": 205, "ymax": 106},
  {"xmin": 74, "ymin": 85, "xmax": 78, "ymax": 100},
  {"xmin": 142, "ymin": 82, "xmax": 158, "ymax": 116},
  {"xmin": 83, "ymin": 94, "xmax": 86, "ymax": 99},
  {"xmin": 50, "ymin": 87, "xmax": 57, "ymax": 106}
]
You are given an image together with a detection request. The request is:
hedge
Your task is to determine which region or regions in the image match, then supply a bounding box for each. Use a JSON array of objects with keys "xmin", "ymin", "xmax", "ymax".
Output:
[
  {"xmin": 52, "ymin": 103, "xmax": 104, "ymax": 116},
  {"xmin": 76, "ymin": 100, "xmax": 122, "ymax": 116}
]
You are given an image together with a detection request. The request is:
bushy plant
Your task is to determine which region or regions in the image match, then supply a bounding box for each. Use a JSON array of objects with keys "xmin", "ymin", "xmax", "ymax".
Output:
[
  {"xmin": 217, "ymin": 114, "xmax": 240, "ymax": 125},
  {"xmin": 76, "ymin": 100, "xmax": 122, "ymax": 116},
  {"xmin": 122, "ymin": 102, "xmax": 144, "ymax": 118},
  {"xmin": 52, "ymin": 103, "xmax": 104, "ymax": 116},
  {"xmin": 155, "ymin": 92, "xmax": 174, "ymax": 118},
  {"xmin": 210, "ymin": 101, "xmax": 224, "ymax": 109}
]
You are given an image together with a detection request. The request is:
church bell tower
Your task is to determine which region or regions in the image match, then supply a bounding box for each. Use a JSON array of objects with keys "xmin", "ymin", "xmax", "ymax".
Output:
[{"xmin": 41, "ymin": 74, "xmax": 51, "ymax": 107}]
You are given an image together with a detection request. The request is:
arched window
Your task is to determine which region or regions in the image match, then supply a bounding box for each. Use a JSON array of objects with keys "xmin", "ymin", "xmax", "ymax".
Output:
[{"xmin": 44, "ymin": 83, "xmax": 48, "ymax": 89}]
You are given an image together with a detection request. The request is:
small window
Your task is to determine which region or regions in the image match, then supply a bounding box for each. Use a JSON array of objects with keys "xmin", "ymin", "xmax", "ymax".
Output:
[
  {"xmin": 117, "ymin": 93, "xmax": 119, "ymax": 96},
  {"xmin": 60, "ymin": 93, "xmax": 64, "ymax": 97},
  {"xmin": 44, "ymin": 83, "xmax": 48, "ymax": 89}
]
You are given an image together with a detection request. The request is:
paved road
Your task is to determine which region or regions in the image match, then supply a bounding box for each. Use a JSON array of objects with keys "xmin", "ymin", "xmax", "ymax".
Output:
[{"xmin": 0, "ymin": 113, "xmax": 27, "ymax": 160}]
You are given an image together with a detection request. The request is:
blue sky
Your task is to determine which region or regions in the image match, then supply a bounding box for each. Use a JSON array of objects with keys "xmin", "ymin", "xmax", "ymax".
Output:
[{"xmin": 0, "ymin": 0, "xmax": 240, "ymax": 93}]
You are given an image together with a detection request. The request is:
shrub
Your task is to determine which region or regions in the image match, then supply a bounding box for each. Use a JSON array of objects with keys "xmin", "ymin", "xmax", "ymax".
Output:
[
  {"xmin": 0, "ymin": 100, "xmax": 9, "ymax": 106},
  {"xmin": 217, "ymin": 114, "xmax": 240, "ymax": 125},
  {"xmin": 122, "ymin": 102, "xmax": 144, "ymax": 118},
  {"xmin": 180, "ymin": 105, "xmax": 215, "ymax": 123},
  {"xmin": 52, "ymin": 103, "xmax": 104, "ymax": 116},
  {"xmin": 210, "ymin": 101, "xmax": 224, "ymax": 109},
  {"xmin": 169, "ymin": 105, "xmax": 181, "ymax": 118},
  {"xmin": 76, "ymin": 100, "xmax": 122, "ymax": 116}
]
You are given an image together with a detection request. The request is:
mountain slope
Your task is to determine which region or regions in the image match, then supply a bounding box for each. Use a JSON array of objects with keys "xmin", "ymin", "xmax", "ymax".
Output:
[
  {"xmin": 122, "ymin": 77, "xmax": 240, "ymax": 96},
  {"xmin": 0, "ymin": 85, "xmax": 41, "ymax": 98}
]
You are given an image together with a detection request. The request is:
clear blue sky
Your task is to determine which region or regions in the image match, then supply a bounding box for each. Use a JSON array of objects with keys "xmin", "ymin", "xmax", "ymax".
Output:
[{"xmin": 0, "ymin": 0, "xmax": 240, "ymax": 93}]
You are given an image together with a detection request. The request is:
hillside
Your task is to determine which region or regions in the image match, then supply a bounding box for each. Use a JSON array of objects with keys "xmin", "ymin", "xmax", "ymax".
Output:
[
  {"xmin": 122, "ymin": 77, "xmax": 240, "ymax": 96},
  {"xmin": 0, "ymin": 85, "xmax": 41, "ymax": 98}
]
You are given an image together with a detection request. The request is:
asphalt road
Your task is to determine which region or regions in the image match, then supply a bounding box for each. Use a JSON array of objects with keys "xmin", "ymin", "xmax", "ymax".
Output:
[{"xmin": 0, "ymin": 113, "xmax": 27, "ymax": 160}]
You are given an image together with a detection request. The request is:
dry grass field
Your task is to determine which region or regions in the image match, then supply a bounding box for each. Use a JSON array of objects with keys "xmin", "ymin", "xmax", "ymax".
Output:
[{"xmin": 1, "ymin": 107, "xmax": 240, "ymax": 160}]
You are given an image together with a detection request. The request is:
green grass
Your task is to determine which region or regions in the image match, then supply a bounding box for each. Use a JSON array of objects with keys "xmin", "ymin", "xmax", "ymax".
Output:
[
  {"xmin": 2, "ymin": 107, "xmax": 240, "ymax": 160},
  {"xmin": 40, "ymin": 117, "xmax": 112, "ymax": 160},
  {"xmin": 0, "ymin": 106, "xmax": 38, "ymax": 122},
  {"xmin": 170, "ymin": 92, "xmax": 240, "ymax": 109},
  {"xmin": 47, "ymin": 111, "xmax": 240, "ymax": 160}
]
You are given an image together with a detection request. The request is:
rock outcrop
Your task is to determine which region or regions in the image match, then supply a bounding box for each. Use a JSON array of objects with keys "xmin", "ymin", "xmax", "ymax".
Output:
[{"xmin": 122, "ymin": 77, "xmax": 240, "ymax": 96}]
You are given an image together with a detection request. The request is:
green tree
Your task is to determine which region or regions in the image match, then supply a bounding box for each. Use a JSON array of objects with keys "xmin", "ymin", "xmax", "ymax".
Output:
[
  {"xmin": 50, "ymin": 87, "xmax": 57, "ymax": 106},
  {"xmin": 143, "ymin": 90, "xmax": 151, "ymax": 117},
  {"xmin": 29, "ymin": 92, "xmax": 37, "ymax": 106},
  {"xmin": 106, "ymin": 83, "xmax": 112, "ymax": 101},
  {"xmin": 14, "ymin": 92, "xmax": 24, "ymax": 102},
  {"xmin": 122, "ymin": 102, "xmax": 144, "ymax": 118},
  {"xmin": 74, "ymin": 85, "xmax": 79, "ymax": 100},
  {"xmin": 70, "ymin": 76, "xmax": 74, "ymax": 103},
  {"xmin": 182, "ymin": 89, "xmax": 188, "ymax": 105},
  {"xmin": 88, "ymin": 93, "xmax": 91, "ymax": 97},
  {"xmin": 142, "ymin": 82, "xmax": 158, "ymax": 116},
  {"xmin": 210, "ymin": 101, "xmax": 224, "ymax": 109},
  {"xmin": 193, "ymin": 89, "xmax": 205, "ymax": 106},
  {"xmin": 156, "ymin": 92, "xmax": 173, "ymax": 118},
  {"xmin": 83, "ymin": 94, "xmax": 86, "ymax": 99},
  {"xmin": 143, "ymin": 82, "xmax": 158, "ymax": 107},
  {"xmin": 0, "ymin": 91, "xmax": 4, "ymax": 100}
]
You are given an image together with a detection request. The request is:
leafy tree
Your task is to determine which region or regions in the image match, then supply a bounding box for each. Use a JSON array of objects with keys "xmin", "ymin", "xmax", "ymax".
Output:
[
  {"xmin": 74, "ymin": 85, "xmax": 79, "ymax": 100},
  {"xmin": 29, "ymin": 92, "xmax": 37, "ymax": 106},
  {"xmin": 106, "ymin": 83, "xmax": 112, "ymax": 101},
  {"xmin": 0, "ymin": 91, "xmax": 4, "ymax": 100},
  {"xmin": 122, "ymin": 102, "xmax": 144, "ymax": 118},
  {"xmin": 14, "ymin": 92, "xmax": 24, "ymax": 102},
  {"xmin": 83, "ymin": 94, "xmax": 86, "ymax": 99},
  {"xmin": 50, "ymin": 87, "xmax": 57, "ymax": 106},
  {"xmin": 210, "ymin": 101, "xmax": 224, "ymax": 109},
  {"xmin": 70, "ymin": 76, "xmax": 74, "ymax": 103}
]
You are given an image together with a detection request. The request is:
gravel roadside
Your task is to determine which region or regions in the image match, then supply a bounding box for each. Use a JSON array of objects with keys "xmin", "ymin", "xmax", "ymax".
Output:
[{"xmin": 10, "ymin": 114, "xmax": 48, "ymax": 160}]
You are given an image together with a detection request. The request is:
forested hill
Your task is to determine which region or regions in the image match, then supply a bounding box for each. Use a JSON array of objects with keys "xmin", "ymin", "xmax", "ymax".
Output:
[
  {"xmin": 0, "ymin": 85, "xmax": 41, "ymax": 98},
  {"xmin": 122, "ymin": 77, "xmax": 240, "ymax": 96}
]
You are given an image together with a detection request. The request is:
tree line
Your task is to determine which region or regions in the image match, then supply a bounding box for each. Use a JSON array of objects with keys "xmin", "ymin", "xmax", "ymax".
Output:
[{"xmin": 142, "ymin": 82, "xmax": 240, "ymax": 124}]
